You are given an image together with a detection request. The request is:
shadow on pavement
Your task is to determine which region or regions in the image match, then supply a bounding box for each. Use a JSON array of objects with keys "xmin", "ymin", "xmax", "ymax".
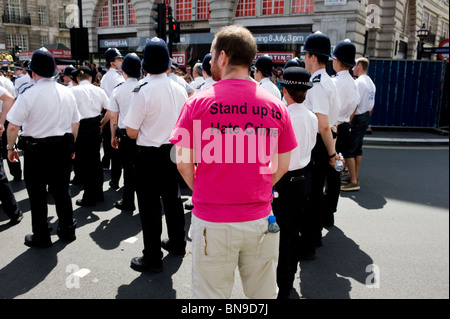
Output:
[
  {"xmin": 299, "ymin": 226, "xmax": 374, "ymax": 299},
  {"xmin": 115, "ymin": 254, "xmax": 184, "ymax": 299},
  {"xmin": 0, "ymin": 241, "xmax": 70, "ymax": 298}
]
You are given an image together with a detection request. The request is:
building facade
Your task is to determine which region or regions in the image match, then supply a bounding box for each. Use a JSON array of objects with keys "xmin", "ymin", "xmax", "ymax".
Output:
[{"xmin": 1, "ymin": 0, "xmax": 448, "ymax": 66}]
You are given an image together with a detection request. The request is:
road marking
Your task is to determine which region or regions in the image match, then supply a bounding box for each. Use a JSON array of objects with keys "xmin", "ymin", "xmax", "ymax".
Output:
[
  {"xmin": 73, "ymin": 268, "xmax": 91, "ymax": 278},
  {"xmin": 122, "ymin": 236, "xmax": 138, "ymax": 244},
  {"xmin": 364, "ymin": 145, "xmax": 449, "ymax": 150}
]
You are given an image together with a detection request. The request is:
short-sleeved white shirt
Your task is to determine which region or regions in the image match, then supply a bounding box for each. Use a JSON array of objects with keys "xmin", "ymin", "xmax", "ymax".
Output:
[
  {"xmin": 260, "ymin": 77, "xmax": 282, "ymax": 100},
  {"xmin": 288, "ymin": 103, "xmax": 318, "ymax": 171},
  {"xmin": 304, "ymin": 68, "xmax": 340, "ymax": 127},
  {"xmin": 100, "ymin": 68, "xmax": 124, "ymax": 97},
  {"xmin": 106, "ymin": 77, "xmax": 139, "ymax": 129},
  {"xmin": 355, "ymin": 74, "xmax": 376, "ymax": 115},
  {"xmin": 124, "ymin": 73, "xmax": 187, "ymax": 147},
  {"xmin": 7, "ymin": 78, "xmax": 80, "ymax": 138},
  {"xmin": 333, "ymin": 71, "xmax": 360, "ymax": 123},
  {"xmin": 14, "ymin": 73, "xmax": 31, "ymax": 96},
  {"xmin": 72, "ymin": 80, "xmax": 110, "ymax": 120},
  {"xmin": 0, "ymin": 76, "xmax": 15, "ymax": 98}
]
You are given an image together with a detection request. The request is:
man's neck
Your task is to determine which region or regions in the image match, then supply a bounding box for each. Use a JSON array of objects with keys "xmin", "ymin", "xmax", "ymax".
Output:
[{"xmin": 222, "ymin": 66, "xmax": 252, "ymax": 81}]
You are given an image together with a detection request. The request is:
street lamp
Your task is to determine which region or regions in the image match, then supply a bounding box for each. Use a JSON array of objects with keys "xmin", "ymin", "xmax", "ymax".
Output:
[{"xmin": 416, "ymin": 23, "xmax": 429, "ymax": 60}]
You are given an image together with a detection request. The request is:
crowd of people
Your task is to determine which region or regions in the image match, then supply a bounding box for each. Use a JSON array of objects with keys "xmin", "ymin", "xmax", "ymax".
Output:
[{"xmin": 0, "ymin": 25, "xmax": 376, "ymax": 299}]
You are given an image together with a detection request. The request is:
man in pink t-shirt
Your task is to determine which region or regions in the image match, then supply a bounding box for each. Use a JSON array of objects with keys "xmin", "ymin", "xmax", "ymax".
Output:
[{"xmin": 170, "ymin": 25, "xmax": 297, "ymax": 299}]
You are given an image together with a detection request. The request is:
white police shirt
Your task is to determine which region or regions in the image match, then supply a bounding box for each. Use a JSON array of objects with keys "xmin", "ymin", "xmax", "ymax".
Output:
[
  {"xmin": 260, "ymin": 77, "xmax": 282, "ymax": 100},
  {"xmin": 191, "ymin": 76, "xmax": 205, "ymax": 91},
  {"xmin": 196, "ymin": 77, "xmax": 216, "ymax": 92},
  {"xmin": 168, "ymin": 72, "xmax": 195, "ymax": 95},
  {"xmin": 0, "ymin": 75, "xmax": 16, "ymax": 111},
  {"xmin": 304, "ymin": 68, "xmax": 340, "ymax": 128},
  {"xmin": 7, "ymin": 78, "xmax": 80, "ymax": 138},
  {"xmin": 333, "ymin": 71, "xmax": 360, "ymax": 124},
  {"xmin": 124, "ymin": 73, "xmax": 188, "ymax": 147},
  {"xmin": 72, "ymin": 80, "xmax": 109, "ymax": 120},
  {"xmin": 100, "ymin": 68, "xmax": 124, "ymax": 97},
  {"xmin": 0, "ymin": 75, "xmax": 16, "ymax": 97},
  {"xmin": 355, "ymin": 74, "xmax": 376, "ymax": 115},
  {"xmin": 106, "ymin": 77, "xmax": 139, "ymax": 129},
  {"xmin": 288, "ymin": 103, "xmax": 318, "ymax": 171},
  {"xmin": 14, "ymin": 73, "xmax": 31, "ymax": 96}
]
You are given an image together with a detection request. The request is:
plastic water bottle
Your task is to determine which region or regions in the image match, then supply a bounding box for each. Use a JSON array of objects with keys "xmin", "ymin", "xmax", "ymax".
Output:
[
  {"xmin": 334, "ymin": 152, "xmax": 344, "ymax": 172},
  {"xmin": 268, "ymin": 215, "xmax": 280, "ymax": 233}
]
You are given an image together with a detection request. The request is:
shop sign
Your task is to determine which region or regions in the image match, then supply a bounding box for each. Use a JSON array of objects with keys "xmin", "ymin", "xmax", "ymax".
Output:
[
  {"xmin": 254, "ymin": 52, "xmax": 296, "ymax": 64},
  {"xmin": 172, "ymin": 52, "xmax": 187, "ymax": 67}
]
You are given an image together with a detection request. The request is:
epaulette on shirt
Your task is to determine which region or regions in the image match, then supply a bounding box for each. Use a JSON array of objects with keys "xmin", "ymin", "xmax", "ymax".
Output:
[
  {"xmin": 132, "ymin": 82, "xmax": 148, "ymax": 92},
  {"xmin": 114, "ymin": 82, "xmax": 124, "ymax": 89},
  {"xmin": 20, "ymin": 83, "xmax": 34, "ymax": 94},
  {"xmin": 312, "ymin": 74, "xmax": 321, "ymax": 83}
]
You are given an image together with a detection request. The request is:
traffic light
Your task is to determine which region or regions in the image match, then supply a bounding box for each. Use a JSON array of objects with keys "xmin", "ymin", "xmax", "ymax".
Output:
[
  {"xmin": 170, "ymin": 19, "xmax": 181, "ymax": 43},
  {"xmin": 152, "ymin": 3, "xmax": 166, "ymax": 40}
]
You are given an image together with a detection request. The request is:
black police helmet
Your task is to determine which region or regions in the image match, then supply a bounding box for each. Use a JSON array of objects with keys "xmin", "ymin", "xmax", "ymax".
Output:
[
  {"xmin": 202, "ymin": 53, "xmax": 212, "ymax": 76},
  {"xmin": 301, "ymin": 32, "xmax": 331, "ymax": 58},
  {"xmin": 142, "ymin": 37, "xmax": 170, "ymax": 74},
  {"xmin": 63, "ymin": 66, "xmax": 76, "ymax": 77},
  {"xmin": 283, "ymin": 57, "xmax": 305, "ymax": 70},
  {"xmin": 280, "ymin": 67, "xmax": 313, "ymax": 90},
  {"xmin": 29, "ymin": 48, "xmax": 57, "ymax": 78},
  {"xmin": 254, "ymin": 55, "xmax": 274, "ymax": 77},
  {"xmin": 121, "ymin": 53, "xmax": 142, "ymax": 79},
  {"xmin": 332, "ymin": 39, "xmax": 357, "ymax": 66},
  {"xmin": 105, "ymin": 48, "xmax": 123, "ymax": 64}
]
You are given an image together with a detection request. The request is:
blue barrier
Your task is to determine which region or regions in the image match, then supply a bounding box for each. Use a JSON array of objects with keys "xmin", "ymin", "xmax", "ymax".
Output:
[{"xmin": 368, "ymin": 60, "xmax": 446, "ymax": 128}]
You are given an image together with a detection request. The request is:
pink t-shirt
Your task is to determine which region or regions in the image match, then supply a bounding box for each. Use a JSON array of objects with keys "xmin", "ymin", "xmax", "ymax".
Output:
[{"xmin": 170, "ymin": 79, "xmax": 297, "ymax": 223}]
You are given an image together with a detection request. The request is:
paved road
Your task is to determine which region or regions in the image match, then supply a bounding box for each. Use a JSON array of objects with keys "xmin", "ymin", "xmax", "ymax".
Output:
[{"xmin": 0, "ymin": 143, "xmax": 448, "ymax": 300}]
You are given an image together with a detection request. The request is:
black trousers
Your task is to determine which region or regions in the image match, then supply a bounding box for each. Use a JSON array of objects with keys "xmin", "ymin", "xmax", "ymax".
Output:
[
  {"xmin": 102, "ymin": 121, "xmax": 122, "ymax": 185},
  {"xmin": 23, "ymin": 137, "xmax": 74, "ymax": 241},
  {"xmin": 1, "ymin": 121, "xmax": 22, "ymax": 179},
  {"xmin": 0, "ymin": 146, "xmax": 21, "ymax": 220},
  {"xmin": 310, "ymin": 133, "xmax": 340, "ymax": 242},
  {"xmin": 118, "ymin": 131, "xmax": 136, "ymax": 206},
  {"xmin": 135, "ymin": 144, "xmax": 185, "ymax": 264},
  {"xmin": 272, "ymin": 164, "xmax": 312, "ymax": 291},
  {"xmin": 75, "ymin": 117, "xmax": 104, "ymax": 203}
]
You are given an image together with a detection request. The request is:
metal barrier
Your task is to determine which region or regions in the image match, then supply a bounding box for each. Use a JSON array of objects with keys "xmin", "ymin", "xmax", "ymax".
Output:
[{"xmin": 368, "ymin": 59, "xmax": 448, "ymax": 128}]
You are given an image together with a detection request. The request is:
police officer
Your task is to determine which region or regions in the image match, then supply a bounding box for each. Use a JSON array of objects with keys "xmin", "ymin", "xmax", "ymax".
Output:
[
  {"xmin": 107, "ymin": 53, "xmax": 142, "ymax": 212},
  {"xmin": 0, "ymin": 86, "xmax": 23, "ymax": 225},
  {"xmin": 13, "ymin": 62, "xmax": 31, "ymax": 96},
  {"xmin": 302, "ymin": 31, "xmax": 341, "ymax": 247},
  {"xmin": 100, "ymin": 48, "xmax": 124, "ymax": 190},
  {"xmin": 62, "ymin": 65, "xmax": 77, "ymax": 88},
  {"xmin": 72, "ymin": 66, "xmax": 110, "ymax": 207},
  {"xmin": 124, "ymin": 38, "xmax": 187, "ymax": 272},
  {"xmin": 7, "ymin": 48, "xmax": 80, "ymax": 247},
  {"xmin": 273, "ymin": 66, "xmax": 318, "ymax": 298},
  {"xmin": 253, "ymin": 55, "xmax": 282, "ymax": 99},
  {"xmin": 328, "ymin": 39, "xmax": 360, "ymax": 223},
  {"xmin": 198, "ymin": 53, "xmax": 216, "ymax": 91}
]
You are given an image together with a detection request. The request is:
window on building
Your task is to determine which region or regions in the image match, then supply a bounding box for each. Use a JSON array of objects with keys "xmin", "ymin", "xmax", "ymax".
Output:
[
  {"xmin": 196, "ymin": 0, "xmax": 210, "ymax": 20},
  {"xmin": 59, "ymin": 6, "xmax": 70, "ymax": 28},
  {"xmin": 56, "ymin": 37, "xmax": 71, "ymax": 49},
  {"xmin": 262, "ymin": 0, "xmax": 284, "ymax": 15},
  {"xmin": 99, "ymin": 0, "xmax": 110, "ymax": 27},
  {"xmin": 5, "ymin": 0, "xmax": 24, "ymax": 18},
  {"xmin": 128, "ymin": 0, "xmax": 136, "ymax": 24},
  {"xmin": 40, "ymin": 35, "xmax": 48, "ymax": 47},
  {"xmin": 175, "ymin": 0, "xmax": 192, "ymax": 21},
  {"xmin": 112, "ymin": 0, "xmax": 125, "ymax": 26},
  {"xmin": 98, "ymin": 0, "xmax": 136, "ymax": 27},
  {"xmin": 38, "ymin": 6, "xmax": 48, "ymax": 26},
  {"xmin": 442, "ymin": 22, "xmax": 449, "ymax": 39},
  {"xmin": 236, "ymin": 0, "xmax": 256, "ymax": 17},
  {"xmin": 6, "ymin": 34, "xmax": 28, "ymax": 52},
  {"xmin": 291, "ymin": 0, "xmax": 314, "ymax": 14}
]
